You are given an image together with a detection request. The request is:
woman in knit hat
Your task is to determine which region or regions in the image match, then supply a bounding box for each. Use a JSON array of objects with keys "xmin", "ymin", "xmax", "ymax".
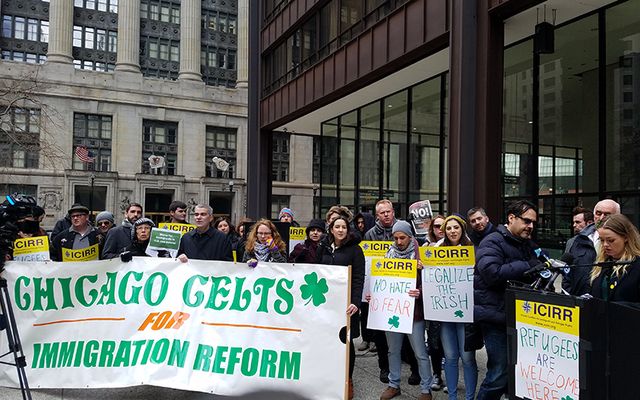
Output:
[
  {"xmin": 437, "ymin": 214, "xmax": 477, "ymax": 400},
  {"xmin": 279, "ymin": 207, "xmax": 300, "ymax": 227},
  {"xmin": 123, "ymin": 218, "xmax": 168, "ymax": 258},
  {"xmin": 378, "ymin": 220, "xmax": 434, "ymax": 400},
  {"xmin": 289, "ymin": 219, "xmax": 325, "ymax": 263}
]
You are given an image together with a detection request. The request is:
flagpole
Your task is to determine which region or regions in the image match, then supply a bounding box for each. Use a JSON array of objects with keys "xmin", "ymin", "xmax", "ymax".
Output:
[{"xmin": 89, "ymin": 173, "xmax": 95, "ymax": 222}]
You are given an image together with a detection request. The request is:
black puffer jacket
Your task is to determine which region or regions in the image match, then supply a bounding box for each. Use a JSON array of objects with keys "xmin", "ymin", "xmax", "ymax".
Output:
[
  {"xmin": 563, "ymin": 224, "xmax": 596, "ymax": 296},
  {"xmin": 316, "ymin": 233, "xmax": 365, "ymax": 338},
  {"xmin": 474, "ymin": 224, "xmax": 538, "ymax": 325}
]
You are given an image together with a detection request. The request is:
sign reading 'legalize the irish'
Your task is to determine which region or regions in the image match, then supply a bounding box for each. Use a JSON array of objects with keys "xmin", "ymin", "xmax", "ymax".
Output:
[{"xmin": 0, "ymin": 258, "xmax": 349, "ymax": 398}]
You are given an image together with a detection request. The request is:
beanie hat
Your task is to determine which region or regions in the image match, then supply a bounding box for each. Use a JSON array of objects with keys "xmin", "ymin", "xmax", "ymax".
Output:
[
  {"xmin": 131, "ymin": 217, "xmax": 155, "ymax": 239},
  {"xmin": 96, "ymin": 211, "xmax": 115, "ymax": 224},
  {"xmin": 443, "ymin": 214, "xmax": 467, "ymax": 230},
  {"xmin": 391, "ymin": 220, "xmax": 413, "ymax": 237},
  {"xmin": 279, "ymin": 207, "xmax": 294, "ymax": 220},
  {"xmin": 306, "ymin": 219, "xmax": 326, "ymax": 236}
]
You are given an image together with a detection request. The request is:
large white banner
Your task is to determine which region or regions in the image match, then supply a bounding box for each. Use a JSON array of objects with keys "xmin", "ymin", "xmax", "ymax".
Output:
[
  {"xmin": 514, "ymin": 299, "xmax": 580, "ymax": 400},
  {"xmin": 0, "ymin": 258, "xmax": 349, "ymax": 399},
  {"xmin": 420, "ymin": 246, "xmax": 475, "ymax": 322}
]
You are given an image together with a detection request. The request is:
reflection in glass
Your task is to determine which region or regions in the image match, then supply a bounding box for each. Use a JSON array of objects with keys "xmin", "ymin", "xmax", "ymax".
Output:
[{"xmin": 606, "ymin": 0, "xmax": 640, "ymax": 192}]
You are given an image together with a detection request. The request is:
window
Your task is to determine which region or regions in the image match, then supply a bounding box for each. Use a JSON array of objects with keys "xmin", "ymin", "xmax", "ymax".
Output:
[
  {"xmin": 1, "ymin": 15, "xmax": 49, "ymax": 44},
  {"xmin": 206, "ymin": 126, "xmax": 237, "ymax": 178},
  {"xmin": 141, "ymin": 0, "xmax": 180, "ymax": 24},
  {"xmin": 146, "ymin": 37, "xmax": 179, "ymax": 61},
  {"xmin": 272, "ymin": 133, "xmax": 290, "ymax": 182},
  {"xmin": 74, "ymin": 0, "xmax": 118, "ymax": 13},
  {"xmin": 142, "ymin": 120, "xmax": 178, "ymax": 175},
  {"xmin": 271, "ymin": 195, "xmax": 290, "ymax": 220},
  {"xmin": 73, "ymin": 25, "xmax": 117, "ymax": 51},
  {"xmin": 0, "ymin": 108, "xmax": 40, "ymax": 169},
  {"xmin": 72, "ymin": 113, "xmax": 112, "ymax": 171}
]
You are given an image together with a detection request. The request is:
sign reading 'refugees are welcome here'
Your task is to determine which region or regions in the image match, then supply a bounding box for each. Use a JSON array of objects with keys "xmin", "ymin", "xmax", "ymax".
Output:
[{"xmin": 0, "ymin": 258, "xmax": 349, "ymax": 399}]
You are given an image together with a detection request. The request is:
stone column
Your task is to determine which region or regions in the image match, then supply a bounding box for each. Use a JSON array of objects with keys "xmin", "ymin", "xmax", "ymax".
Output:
[
  {"xmin": 178, "ymin": 0, "xmax": 201, "ymax": 81},
  {"xmin": 235, "ymin": 0, "xmax": 248, "ymax": 88},
  {"xmin": 115, "ymin": 0, "xmax": 141, "ymax": 72},
  {"xmin": 46, "ymin": 0, "xmax": 73, "ymax": 63}
]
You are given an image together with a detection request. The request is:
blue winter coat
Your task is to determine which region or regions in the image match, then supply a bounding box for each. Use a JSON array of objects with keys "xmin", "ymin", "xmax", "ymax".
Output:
[{"xmin": 474, "ymin": 224, "xmax": 538, "ymax": 325}]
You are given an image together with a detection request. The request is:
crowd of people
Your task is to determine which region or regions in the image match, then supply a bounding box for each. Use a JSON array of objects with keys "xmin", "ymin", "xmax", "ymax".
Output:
[{"xmin": 3, "ymin": 194, "xmax": 640, "ymax": 400}]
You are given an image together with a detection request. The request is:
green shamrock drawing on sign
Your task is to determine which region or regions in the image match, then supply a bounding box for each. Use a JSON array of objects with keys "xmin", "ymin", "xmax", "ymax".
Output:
[
  {"xmin": 300, "ymin": 272, "xmax": 329, "ymax": 306},
  {"xmin": 388, "ymin": 315, "xmax": 400, "ymax": 329},
  {"xmin": 561, "ymin": 396, "xmax": 574, "ymax": 400},
  {"xmin": 454, "ymin": 310, "xmax": 464, "ymax": 318}
]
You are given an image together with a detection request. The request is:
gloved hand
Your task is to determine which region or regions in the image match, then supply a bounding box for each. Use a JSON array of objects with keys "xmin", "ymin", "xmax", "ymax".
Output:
[
  {"xmin": 120, "ymin": 251, "xmax": 133, "ymax": 262},
  {"xmin": 247, "ymin": 258, "xmax": 258, "ymax": 268}
]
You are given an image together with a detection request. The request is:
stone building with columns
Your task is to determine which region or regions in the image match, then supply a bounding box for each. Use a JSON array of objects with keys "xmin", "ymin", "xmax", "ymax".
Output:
[{"xmin": 0, "ymin": 0, "xmax": 265, "ymax": 227}]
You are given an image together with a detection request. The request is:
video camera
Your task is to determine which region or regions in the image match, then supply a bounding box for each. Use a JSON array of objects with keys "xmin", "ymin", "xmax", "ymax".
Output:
[{"xmin": 0, "ymin": 194, "xmax": 38, "ymax": 272}]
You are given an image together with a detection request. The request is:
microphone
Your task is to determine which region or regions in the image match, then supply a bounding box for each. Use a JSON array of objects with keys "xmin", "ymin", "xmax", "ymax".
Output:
[
  {"xmin": 542, "ymin": 253, "xmax": 574, "ymax": 291},
  {"xmin": 524, "ymin": 253, "xmax": 574, "ymax": 278}
]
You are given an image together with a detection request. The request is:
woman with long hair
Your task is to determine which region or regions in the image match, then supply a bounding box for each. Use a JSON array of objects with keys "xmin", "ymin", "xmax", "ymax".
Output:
[
  {"xmin": 214, "ymin": 216, "xmax": 240, "ymax": 250},
  {"xmin": 241, "ymin": 218, "xmax": 288, "ymax": 265},
  {"xmin": 436, "ymin": 214, "xmax": 478, "ymax": 400},
  {"xmin": 422, "ymin": 213, "xmax": 447, "ymax": 391},
  {"xmin": 316, "ymin": 215, "xmax": 365, "ymax": 400},
  {"xmin": 590, "ymin": 214, "xmax": 640, "ymax": 303}
]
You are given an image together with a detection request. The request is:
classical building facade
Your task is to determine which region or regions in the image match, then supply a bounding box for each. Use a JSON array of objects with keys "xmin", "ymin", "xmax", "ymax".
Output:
[{"xmin": 250, "ymin": 0, "xmax": 640, "ymax": 250}]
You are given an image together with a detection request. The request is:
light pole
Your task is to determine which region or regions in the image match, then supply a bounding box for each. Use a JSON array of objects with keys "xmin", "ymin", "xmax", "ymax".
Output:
[
  {"xmin": 313, "ymin": 184, "xmax": 319, "ymax": 219},
  {"xmin": 88, "ymin": 173, "xmax": 96, "ymax": 221}
]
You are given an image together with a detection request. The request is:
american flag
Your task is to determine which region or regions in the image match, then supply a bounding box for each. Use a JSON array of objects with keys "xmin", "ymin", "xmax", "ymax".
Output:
[{"xmin": 75, "ymin": 146, "xmax": 95, "ymax": 163}]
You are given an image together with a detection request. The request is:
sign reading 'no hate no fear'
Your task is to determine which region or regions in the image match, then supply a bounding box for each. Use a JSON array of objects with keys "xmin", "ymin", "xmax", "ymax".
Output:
[
  {"xmin": 367, "ymin": 258, "xmax": 417, "ymax": 334},
  {"xmin": 0, "ymin": 258, "xmax": 350, "ymax": 399},
  {"xmin": 420, "ymin": 246, "xmax": 475, "ymax": 323},
  {"xmin": 515, "ymin": 299, "xmax": 580, "ymax": 400},
  {"xmin": 360, "ymin": 241, "xmax": 392, "ymax": 302}
]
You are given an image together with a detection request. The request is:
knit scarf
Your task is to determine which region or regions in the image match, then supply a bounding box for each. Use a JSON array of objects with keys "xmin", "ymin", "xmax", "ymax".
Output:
[
  {"xmin": 253, "ymin": 243, "xmax": 272, "ymax": 261},
  {"xmin": 386, "ymin": 238, "xmax": 417, "ymax": 260}
]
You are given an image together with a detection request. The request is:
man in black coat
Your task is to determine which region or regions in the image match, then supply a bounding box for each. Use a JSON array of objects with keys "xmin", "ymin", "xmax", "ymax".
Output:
[
  {"xmin": 102, "ymin": 202, "xmax": 143, "ymax": 259},
  {"xmin": 51, "ymin": 204, "xmax": 103, "ymax": 261},
  {"xmin": 474, "ymin": 200, "xmax": 540, "ymax": 400},
  {"xmin": 178, "ymin": 204, "xmax": 233, "ymax": 262},
  {"xmin": 467, "ymin": 206, "xmax": 497, "ymax": 247}
]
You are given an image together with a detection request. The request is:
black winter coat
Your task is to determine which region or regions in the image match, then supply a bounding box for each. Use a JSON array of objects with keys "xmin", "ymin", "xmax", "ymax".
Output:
[
  {"xmin": 50, "ymin": 228, "xmax": 104, "ymax": 261},
  {"xmin": 102, "ymin": 225, "xmax": 133, "ymax": 259},
  {"xmin": 591, "ymin": 258, "xmax": 640, "ymax": 304},
  {"xmin": 563, "ymin": 224, "xmax": 596, "ymax": 296},
  {"xmin": 316, "ymin": 234, "xmax": 365, "ymax": 338},
  {"xmin": 474, "ymin": 224, "xmax": 537, "ymax": 325},
  {"xmin": 469, "ymin": 222, "xmax": 497, "ymax": 247}
]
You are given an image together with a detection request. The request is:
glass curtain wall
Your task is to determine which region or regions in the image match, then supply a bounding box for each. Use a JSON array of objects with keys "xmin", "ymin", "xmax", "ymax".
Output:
[
  {"xmin": 319, "ymin": 74, "xmax": 448, "ymax": 218},
  {"xmin": 503, "ymin": 0, "xmax": 640, "ymax": 249}
]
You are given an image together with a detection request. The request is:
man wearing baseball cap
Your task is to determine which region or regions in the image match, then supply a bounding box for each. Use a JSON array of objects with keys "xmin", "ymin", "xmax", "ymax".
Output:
[{"xmin": 50, "ymin": 204, "xmax": 104, "ymax": 261}]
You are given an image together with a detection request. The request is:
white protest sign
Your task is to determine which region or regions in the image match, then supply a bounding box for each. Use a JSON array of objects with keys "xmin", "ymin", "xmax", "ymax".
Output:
[
  {"xmin": 367, "ymin": 258, "xmax": 417, "ymax": 334},
  {"xmin": 359, "ymin": 241, "xmax": 392, "ymax": 302},
  {"xmin": 146, "ymin": 228, "xmax": 182, "ymax": 258},
  {"xmin": 515, "ymin": 299, "xmax": 580, "ymax": 400},
  {"xmin": 409, "ymin": 200, "xmax": 433, "ymax": 236},
  {"xmin": 420, "ymin": 246, "xmax": 475, "ymax": 322},
  {"xmin": 12, "ymin": 236, "xmax": 50, "ymax": 262},
  {"xmin": 0, "ymin": 258, "xmax": 349, "ymax": 399},
  {"xmin": 289, "ymin": 226, "xmax": 306, "ymax": 255}
]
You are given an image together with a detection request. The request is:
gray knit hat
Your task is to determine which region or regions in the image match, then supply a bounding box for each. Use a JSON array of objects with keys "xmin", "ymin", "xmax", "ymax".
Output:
[
  {"xmin": 95, "ymin": 211, "xmax": 115, "ymax": 224},
  {"xmin": 391, "ymin": 220, "xmax": 413, "ymax": 237},
  {"xmin": 131, "ymin": 217, "xmax": 155, "ymax": 239}
]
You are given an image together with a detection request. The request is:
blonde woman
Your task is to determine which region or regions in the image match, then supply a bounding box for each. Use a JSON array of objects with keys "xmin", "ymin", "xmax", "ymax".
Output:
[
  {"xmin": 242, "ymin": 218, "xmax": 288, "ymax": 265},
  {"xmin": 590, "ymin": 214, "xmax": 640, "ymax": 303}
]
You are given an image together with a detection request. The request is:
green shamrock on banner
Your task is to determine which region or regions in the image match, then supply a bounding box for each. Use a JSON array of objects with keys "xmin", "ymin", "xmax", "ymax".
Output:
[
  {"xmin": 388, "ymin": 315, "xmax": 400, "ymax": 329},
  {"xmin": 300, "ymin": 272, "xmax": 329, "ymax": 306},
  {"xmin": 561, "ymin": 396, "xmax": 574, "ymax": 400},
  {"xmin": 454, "ymin": 310, "xmax": 464, "ymax": 318}
]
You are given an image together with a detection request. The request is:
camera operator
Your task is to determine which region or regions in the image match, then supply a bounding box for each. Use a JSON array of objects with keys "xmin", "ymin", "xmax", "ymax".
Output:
[{"xmin": 0, "ymin": 194, "xmax": 41, "ymax": 262}]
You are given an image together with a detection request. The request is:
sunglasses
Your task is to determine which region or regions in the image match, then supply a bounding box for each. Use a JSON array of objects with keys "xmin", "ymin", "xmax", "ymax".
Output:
[
  {"xmin": 432, "ymin": 224, "xmax": 442, "ymax": 228},
  {"xmin": 97, "ymin": 221, "xmax": 112, "ymax": 226},
  {"xmin": 516, "ymin": 216, "xmax": 536, "ymax": 226}
]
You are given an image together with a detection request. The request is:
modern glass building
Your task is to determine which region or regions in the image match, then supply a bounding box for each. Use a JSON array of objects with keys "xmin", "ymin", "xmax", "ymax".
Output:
[{"xmin": 249, "ymin": 0, "xmax": 640, "ymax": 249}]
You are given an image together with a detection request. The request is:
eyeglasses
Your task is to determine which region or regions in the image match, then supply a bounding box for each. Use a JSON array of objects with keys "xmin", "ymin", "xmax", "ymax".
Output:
[
  {"xmin": 257, "ymin": 231, "xmax": 272, "ymax": 236},
  {"xmin": 70, "ymin": 214, "xmax": 87, "ymax": 219},
  {"xmin": 516, "ymin": 216, "xmax": 536, "ymax": 226}
]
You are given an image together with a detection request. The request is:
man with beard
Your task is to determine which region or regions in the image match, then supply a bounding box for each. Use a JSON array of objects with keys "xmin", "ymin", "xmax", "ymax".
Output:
[
  {"xmin": 102, "ymin": 202, "xmax": 143, "ymax": 259},
  {"xmin": 474, "ymin": 200, "xmax": 540, "ymax": 400},
  {"xmin": 467, "ymin": 206, "xmax": 496, "ymax": 247}
]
